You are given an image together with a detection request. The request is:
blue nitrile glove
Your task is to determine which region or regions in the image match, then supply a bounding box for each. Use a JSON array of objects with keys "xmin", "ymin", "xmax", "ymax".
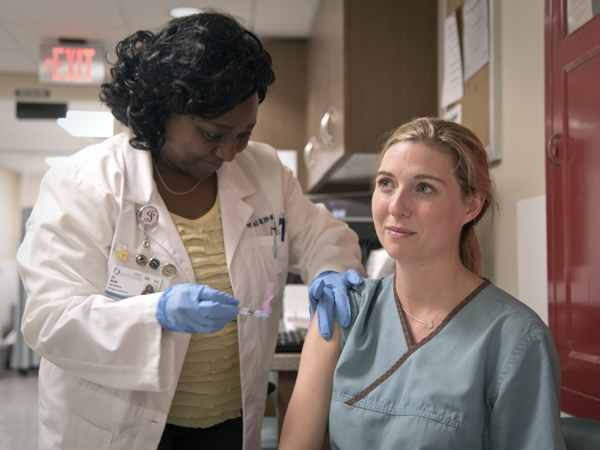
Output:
[
  {"xmin": 308, "ymin": 270, "xmax": 363, "ymax": 339},
  {"xmin": 155, "ymin": 284, "xmax": 239, "ymax": 334}
]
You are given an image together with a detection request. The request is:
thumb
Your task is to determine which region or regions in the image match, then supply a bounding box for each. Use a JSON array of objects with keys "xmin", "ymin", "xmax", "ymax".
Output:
[
  {"xmin": 342, "ymin": 269, "xmax": 363, "ymax": 287},
  {"xmin": 316, "ymin": 287, "xmax": 335, "ymax": 340},
  {"xmin": 197, "ymin": 285, "xmax": 239, "ymax": 307},
  {"xmin": 309, "ymin": 278, "xmax": 325, "ymax": 300}
]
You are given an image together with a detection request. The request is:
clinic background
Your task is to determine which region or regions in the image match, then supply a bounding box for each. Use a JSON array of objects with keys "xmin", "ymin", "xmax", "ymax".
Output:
[
  {"xmin": 0, "ymin": 0, "xmax": 548, "ymax": 335},
  {"xmin": 0, "ymin": 0, "xmax": 549, "ymax": 445}
]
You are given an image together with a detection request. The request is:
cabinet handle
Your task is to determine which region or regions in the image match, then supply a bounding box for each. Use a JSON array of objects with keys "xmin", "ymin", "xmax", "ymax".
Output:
[
  {"xmin": 547, "ymin": 133, "xmax": 561, "ymax": 167},
  {"xmin": 320, "ymin": 106, "xmax": 336, "ymax": 149},
  {"xmin": 304, "ymin": 136, "xmax": 318, "ymax": 168}
]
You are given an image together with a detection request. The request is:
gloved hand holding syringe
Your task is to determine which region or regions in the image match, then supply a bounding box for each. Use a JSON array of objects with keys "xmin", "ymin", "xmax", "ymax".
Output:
[{"xmin": 155, "ymin": 282, "xmax": 275, "ymax": 334}]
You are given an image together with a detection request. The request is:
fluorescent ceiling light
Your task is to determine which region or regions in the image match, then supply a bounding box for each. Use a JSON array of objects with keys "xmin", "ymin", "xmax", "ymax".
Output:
[
  {"xmin": 44, "ymin": 156, "xmax": 69, "ymax": 168},
  {"xmin": 169, "ymin": 7, "xmax": 202, "ymax": 18},
  {"xmin": 57, "ymin": 111, "xmax": 114, "ymax": 138}
]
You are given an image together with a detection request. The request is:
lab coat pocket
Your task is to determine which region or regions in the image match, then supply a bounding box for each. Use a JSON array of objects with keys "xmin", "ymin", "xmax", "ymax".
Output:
[
  {"xmin": 237, "ymin": 235, "xmax": 286, "ymax": 310},
  {"xmin": 39, "ymin": 389, "xmax": 113, "ymax": 449}
]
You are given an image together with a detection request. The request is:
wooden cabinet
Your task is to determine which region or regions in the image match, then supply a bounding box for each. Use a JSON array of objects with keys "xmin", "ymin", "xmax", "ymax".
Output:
[
  {"xmin": 252, "ymin": 40, "xmax": 309, "ymax": 189},
  {"xmin": 304, "ymin": 0, "xmax": 438, "ymax": 192}
]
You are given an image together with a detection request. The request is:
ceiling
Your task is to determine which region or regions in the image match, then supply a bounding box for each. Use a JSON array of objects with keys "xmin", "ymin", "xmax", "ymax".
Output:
[{"xmin": 0, "ymin": 0, "xmax": 320, "ymax": 174}]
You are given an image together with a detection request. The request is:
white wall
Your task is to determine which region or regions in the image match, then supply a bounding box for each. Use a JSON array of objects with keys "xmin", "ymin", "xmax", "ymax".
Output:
[
  {"xmin": 0, "ymin": 166, "xmax": 20, "ymax": 336},
  {"xmin": 0, "ymin": 166, "xmax": 20, "ymax": 259},
  {"xmin": 439, "ymin": 0, "xmax": 546, "ymax": 305},
  {"xmin": 517, "ymin": 195, "xmax": 548, "ymax": 323},
  {"xmin": 492, "ymin": 0, "xmax": 546, "ymax": 298}
]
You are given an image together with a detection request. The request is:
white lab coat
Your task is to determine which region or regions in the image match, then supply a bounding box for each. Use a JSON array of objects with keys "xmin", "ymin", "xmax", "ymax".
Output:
[{"xmin": 17, "ymin": 132, "xmax": 363, "ymax": 450}]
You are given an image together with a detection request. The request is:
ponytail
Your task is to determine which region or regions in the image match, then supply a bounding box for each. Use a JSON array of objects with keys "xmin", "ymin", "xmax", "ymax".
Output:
[{"xmin": 460, "ymin": 223, "xmax": 483, "ymax": 277}]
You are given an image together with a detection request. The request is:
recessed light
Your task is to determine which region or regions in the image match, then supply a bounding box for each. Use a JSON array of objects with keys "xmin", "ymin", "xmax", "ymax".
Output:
[
  {"xmin": 57, "ymin": 111, "xmax": 114, "ymax": 138},
  {"xmin": 169, "ymin": 7, "xmax": 202, "ymax": 18},
  {"xmin": 44, "ymin": 157, "xmax": 69, "ymax": 168}
]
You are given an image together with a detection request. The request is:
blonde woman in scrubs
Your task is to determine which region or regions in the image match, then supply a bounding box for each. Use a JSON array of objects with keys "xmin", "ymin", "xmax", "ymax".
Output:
[{"xmin": 280, "ymin": 118, "xmax": 566, "ymax": 450}]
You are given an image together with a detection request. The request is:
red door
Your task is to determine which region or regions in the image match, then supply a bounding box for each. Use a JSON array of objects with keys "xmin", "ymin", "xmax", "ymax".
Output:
[{"xmin": 545, "ymin": 0, "xmax": 600, "ymax": 419}]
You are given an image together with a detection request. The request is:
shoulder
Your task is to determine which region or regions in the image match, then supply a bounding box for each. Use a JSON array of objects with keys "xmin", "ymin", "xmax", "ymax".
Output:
[
  {"xmin": 467, "ymin": 283, "xmax": 558, "ymax": 369},
  {"xmin": 347, "ymin": 274, "xmax": 395, "ymax": 315},
  {"xmin": 40, "ymin": 132, "xmax": 134, "ymax": 195},
  {"xmin": 349, "ymin": 274, "xmax": 393, "ymax": 296},
  {"xmin": 475, "ymin": 283, "xmax": 550, "ymax": 337},
  {"xmin": 339, "ymin": 275, "xmax": 396, "ymax": 347},
  {"xmin": 231, "ymin": 141, "xmax": 296, "ymax": 195},
  {"xmin": 471, "ymin": 284, "xmax": 562, "ymax": 404},
  {"xmin": 54, "ymin": 132, "xmax": 127, "ymax": 172},
  {"xmin": 235, "ymin": 140, "xmax": 281, "ymax": 169},
  {"xmin": 24, "ymin": 134, "xmax": 135, "ymax": 243}
]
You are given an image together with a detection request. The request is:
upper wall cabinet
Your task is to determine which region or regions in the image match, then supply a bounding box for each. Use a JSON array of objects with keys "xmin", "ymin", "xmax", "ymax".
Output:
[{"xmin": 304, "ymin": 0, "xmax": 438, "ymax": 192}]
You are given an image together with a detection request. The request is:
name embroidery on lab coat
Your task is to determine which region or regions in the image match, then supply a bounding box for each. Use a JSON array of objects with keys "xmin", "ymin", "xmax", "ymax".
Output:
[{"xmin": 246, "ymin": 214, "xmax": 275, "ymax": 228}]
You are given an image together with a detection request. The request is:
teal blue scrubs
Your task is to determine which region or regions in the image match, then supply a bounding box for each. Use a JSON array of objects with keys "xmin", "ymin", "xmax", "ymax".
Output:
[{"xmin": 329, "ymin": 275, "xmax": 566, "ymax": 450}]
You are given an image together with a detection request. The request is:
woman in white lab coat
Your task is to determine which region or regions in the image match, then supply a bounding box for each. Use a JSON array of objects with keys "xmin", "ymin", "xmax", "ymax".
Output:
[{"xmin": 17, "ymin": 11, "xmax": 363, "ymax": 450}]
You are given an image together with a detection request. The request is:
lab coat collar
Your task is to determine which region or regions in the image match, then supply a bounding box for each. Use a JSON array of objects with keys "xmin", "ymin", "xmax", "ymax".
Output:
[
  {"xmin": 217, "ymin": 152, "xmax": 257, "ymax": 200},
  {"xmin": 120, "ymin": 131, "xmax": 258, "ymax": 280},
  {"xmin": 217, "ymin": 151, "xmax": 256, "ymax": 270},
  {"xmin": 120, "ymin": 131, "xmax": 196, "ymax": 284},
  {"xmin": 120, "ymin": 131, "xmax": 155, "ymax": 205},
  {"xmin": 119, "ymin": 131, "xmax": 257, "ymax": 204}
]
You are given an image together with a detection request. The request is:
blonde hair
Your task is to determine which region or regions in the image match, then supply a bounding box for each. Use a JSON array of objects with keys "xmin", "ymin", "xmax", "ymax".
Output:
[{"xmin": 378, "ymin": 117, "xmax": 497, "ymax": 276}]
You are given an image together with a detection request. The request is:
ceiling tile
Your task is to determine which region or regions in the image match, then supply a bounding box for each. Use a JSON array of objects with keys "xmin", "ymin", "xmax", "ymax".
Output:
[
  {"xmin": 254, "ymin": 0, "xmax": 319, "ymax": 37},
  {"xmin": 0, "ymin": 52, "xmax": 37, "ymax": 74},
  {"xmin": 0, "ymin": 25, "xmax": 21, "ymax": 52},
  {"xmin": 118, "ymin": 0, "xmax": 254, "ymax": 29},
  {"xmin": 4, "ymin": 22, "xmax": 128, "ymax": 47},
  {"xmin": 1, "ymin": 0, "xmax": 128, "ymax": 27}
]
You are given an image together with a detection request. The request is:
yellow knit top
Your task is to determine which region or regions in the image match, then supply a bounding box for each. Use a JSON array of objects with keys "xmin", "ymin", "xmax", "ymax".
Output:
[{"xmin": 167, "ymin": 194, "xmax": 242, "ymax": 428}]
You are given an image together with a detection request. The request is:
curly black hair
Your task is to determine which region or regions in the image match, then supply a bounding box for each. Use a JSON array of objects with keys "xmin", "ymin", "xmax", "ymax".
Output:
[{"xmin": 100, "ymin": 11, "xmax": 275, "ymax": 151}]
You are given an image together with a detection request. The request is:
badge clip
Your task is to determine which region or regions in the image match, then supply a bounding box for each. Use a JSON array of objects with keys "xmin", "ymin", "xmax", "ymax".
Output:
[{"xmin": 137, "ymin": 205, "xmax": 159, "ymax": 248}]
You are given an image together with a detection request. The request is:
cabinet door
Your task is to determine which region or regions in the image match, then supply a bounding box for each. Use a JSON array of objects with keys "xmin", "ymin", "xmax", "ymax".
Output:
[
  {"xmin": 304, "ymin": 0, "xmax": 438, "ymax": 192},
  {"xmin": 545, "ymin": 0, "xmax": 600, "ymax": 419},
  {"xmin": 305, "ymin": 0, "xmax": 345, "ymax": 191}
]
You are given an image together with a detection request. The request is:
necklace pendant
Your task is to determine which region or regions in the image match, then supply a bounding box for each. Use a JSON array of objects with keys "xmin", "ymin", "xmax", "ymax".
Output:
[{"xmin": 426, "ymin": 321, "xmax": 434, "ymax": 329}]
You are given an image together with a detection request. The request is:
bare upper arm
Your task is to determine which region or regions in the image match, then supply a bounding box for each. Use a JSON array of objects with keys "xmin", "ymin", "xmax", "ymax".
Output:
[
  {"xmin": 279, "ymin": 315, "xmax": 341, "ymax": 449},
  {"xmin": 300, "ymin": 314, "xmax": 341, "ymax": 374}
]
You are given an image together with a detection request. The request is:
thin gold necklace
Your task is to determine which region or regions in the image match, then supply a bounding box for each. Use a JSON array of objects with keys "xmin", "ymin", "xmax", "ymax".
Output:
[
  {"xmin": 401, "ymin": 276, "xmax": 466, "ymax": 329},
  {"xmin": 152, "ymin": 160, "xmax": 202, "ymax": 196}
]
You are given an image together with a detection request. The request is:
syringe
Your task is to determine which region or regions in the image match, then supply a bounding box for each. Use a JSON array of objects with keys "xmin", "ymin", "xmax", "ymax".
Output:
[
  {"xmin": 238, "ymin": 307, "xmax": 269, "ymax": 319},
  {"xmin": 238, "ymin": 282, "xmax": 274, "ymax": 319}
]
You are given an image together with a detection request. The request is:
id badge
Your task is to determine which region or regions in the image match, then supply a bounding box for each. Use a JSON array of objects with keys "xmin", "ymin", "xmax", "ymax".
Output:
[
  {"xmin": 104, "ymin": 243, "xmax": 174, "ymax": 299},
  {"xmin": 105, "ymin": 264, "xmax": 163, "ymax": 299}
]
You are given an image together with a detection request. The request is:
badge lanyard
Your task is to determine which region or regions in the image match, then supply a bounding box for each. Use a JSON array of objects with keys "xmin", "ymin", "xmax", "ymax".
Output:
[
  {"xmin": 104, "ymin": 205, "xmax": 180, "ymax": 299},
  {"xmin": 138, "ymin": 205, "xmax": 159, "ymax": 248},
  {"xmin": 135, "ymin": 205, "xmax": 177, "ymax": 279}
]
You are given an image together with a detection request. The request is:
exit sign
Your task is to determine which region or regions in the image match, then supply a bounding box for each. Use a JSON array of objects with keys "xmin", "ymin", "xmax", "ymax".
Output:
[{"xmin": 39, "ymin": 44, "xmax": 105, "ymax": 86}]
